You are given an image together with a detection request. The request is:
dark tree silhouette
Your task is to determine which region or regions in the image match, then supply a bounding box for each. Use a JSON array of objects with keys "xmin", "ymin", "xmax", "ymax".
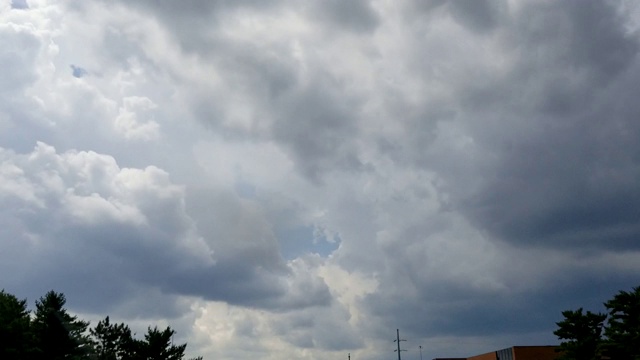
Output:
[
  {"xmin": 0, "ymin": 289, "xmax": 35, "ymax": 360},
  {"xmin": 90, "ymin": 316, "xmax": 135, "ymax": 360},
  {"xmin": 135, "ymin": 326, "xmax": 187, "ymax": 360},
  {"xmin": 554, "ymin": 307, "xmax": 606, "ymax": 360},
  {"xmin": 603, "ymin": 286, "xmax": 640, "ymax": 360},
  {"xmin": 0, "ymin": 289, "xmax": 203, "ymax": 360},
  {"xmin": 31, "ymin": 290, "xmax": 92, "ymax": 360}
]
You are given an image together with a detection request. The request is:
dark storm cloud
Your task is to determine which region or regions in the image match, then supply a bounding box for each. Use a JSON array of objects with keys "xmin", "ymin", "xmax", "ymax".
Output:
[
  {"xmin": 271, "ymin": 78, "xmax": 365, "ymax": 183},
  {"xmin": 362, "ymin": 264, "xmax": 639, "ymax": 341},
  {"xmin": 345, "ymin": 2, "xmax": 640, "ymax": 342},
  {"xmin": 447, "ymin": 0, "xmax": 505, "ymax": 33},
  {"xmin": 308, "ymin": 0, "xmax": 380, "ymax": 34},
  {"xmin": 404, "ymin": 0, "xmax": 640, "ymax": 250}
]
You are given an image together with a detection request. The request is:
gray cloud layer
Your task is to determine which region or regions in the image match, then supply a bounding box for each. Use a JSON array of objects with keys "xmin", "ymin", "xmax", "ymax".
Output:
[{"xmin": 2, "ymin": 0, "xmax": 640, "ymax": 359}]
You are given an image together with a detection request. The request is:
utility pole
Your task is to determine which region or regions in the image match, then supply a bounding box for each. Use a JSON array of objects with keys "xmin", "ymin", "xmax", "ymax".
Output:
[
  {"xmin": 394, "ymin": 329, "xmax": 406, "ymax": 360},
  {"xmin": 419, "ymin": 345, "xmax": 423, "ymax": 360}
]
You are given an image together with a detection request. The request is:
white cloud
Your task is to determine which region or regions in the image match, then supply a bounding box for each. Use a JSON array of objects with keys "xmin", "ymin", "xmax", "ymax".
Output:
[
  {"xmin": 114, "ymin": 96, "xmax": 160, "ymax": 140},
  {"xmin": 0, "ymin": 142, "xmax": 214, "ymax": 308}
]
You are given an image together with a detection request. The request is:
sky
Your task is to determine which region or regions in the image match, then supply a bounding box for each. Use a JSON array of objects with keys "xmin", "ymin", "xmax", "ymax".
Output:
[{"xmin": 2, "ymin": 0, "xmax": 640, "ymax": 359}]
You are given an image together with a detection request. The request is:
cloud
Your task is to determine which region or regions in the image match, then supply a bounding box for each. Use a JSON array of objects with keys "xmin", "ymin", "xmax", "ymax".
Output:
[
  {"xmin": 11, "ymin": 0, "xmax": 28, "ymax": 10},
  {"xmin": 0, "ymin": 142, "xmax": 208, "ymax": 310},
  {"xmin": 0, "ymin": 142, "xmax": 337, "ymax": 319},
  {"xmin": 307, "ymin": 0, "xmax": 380, "ymax": 34},
  {"xmin": 2, "ymin": 1, "xmax": 640, "ymax": 360},
  {"xmin": 448, "ymin": 0, "xmax": 640, "ymax": 251},
  {"xmin": 406, "ymin": 0, "xmax": 506, "ymax": 34},
  {"xmin": 114, "ymin": 96, "xmax": 160, "ymax": 141}
]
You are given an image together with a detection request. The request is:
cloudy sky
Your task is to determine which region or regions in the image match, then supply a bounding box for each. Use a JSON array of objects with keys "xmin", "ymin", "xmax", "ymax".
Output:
[{"xmin": 2, "ymin": 0, "xmax": 640, "ymax": 359}]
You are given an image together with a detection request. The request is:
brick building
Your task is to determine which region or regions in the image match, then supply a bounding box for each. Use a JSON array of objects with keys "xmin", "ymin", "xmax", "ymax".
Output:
[{"xmin": 435, "ymin": 345, "xmax": 560, "ymax": 360}]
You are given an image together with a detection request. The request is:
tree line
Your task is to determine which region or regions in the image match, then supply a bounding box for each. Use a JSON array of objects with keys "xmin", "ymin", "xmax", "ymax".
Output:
[
  {"xmin": 554, "ymin": 285, "xmax": 639, "ymax": 360},
  {"xmin": 0, "ymin": 289, "xmax": 202, "ymax": 360}
]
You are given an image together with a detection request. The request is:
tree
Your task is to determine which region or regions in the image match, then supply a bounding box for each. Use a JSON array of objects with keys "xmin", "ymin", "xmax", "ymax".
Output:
[
  {"xmin": 135, "ymin": 326, "xmax": 187, "ymax": 360},
  {"xmin": 554, "ymin": 307, "xmax": 606, "ymax": 360},
  {"xmin": 90, "ymin": 316, "xmax": 135, "ymax": 360},
  {"xmin": 31, "ymin": 290, "xmax": 92, "ymax": 360},
  {"xmin": 603, "ymin": 286, "xmax": 640, "ymax": 360},
  {"xmin": 1, "ymin": 289, "xmax": 202, "ymax": 360},
  {"xmin": 0, "ymin": 289, "xmax": 35, "ymax": 360}
]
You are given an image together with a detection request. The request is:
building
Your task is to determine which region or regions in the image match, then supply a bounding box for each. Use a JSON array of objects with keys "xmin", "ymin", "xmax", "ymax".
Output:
[{"xmin": 435, "ymin": 345, "xmax": 560, "ymax": 360}]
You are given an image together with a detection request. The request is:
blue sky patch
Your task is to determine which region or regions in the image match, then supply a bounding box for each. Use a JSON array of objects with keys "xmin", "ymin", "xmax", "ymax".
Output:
[
  {"xmin": 70, "ymin": 64, "xmax": 88, "ymax": 78},
  {"xmin": 276, "ymin": 225, "xmax": 339, "ymax": 260}
]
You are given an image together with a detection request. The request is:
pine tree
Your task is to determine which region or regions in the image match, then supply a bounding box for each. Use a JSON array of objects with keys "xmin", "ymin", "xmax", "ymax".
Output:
[
  {"xmin": 31, "ymin": 290, "xmax": 92, "ymax": 360},
  {"xmin": 136, "ymin": 326, "xmax": 187, "ymax": 360},
  {"xmin": 90, "ymin": 316, "xmax": 135, "ymax": 360},
  {"xmin": 554, "ymin": 308, "xmax": 606, "ymax": 360},
  {"xmin": 0, "ymin": 289, "xmax": 35, "ymax": 360},
  {"xmin": 603, "ymin": 286, "xmax": 640, "ymax": 360}
]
